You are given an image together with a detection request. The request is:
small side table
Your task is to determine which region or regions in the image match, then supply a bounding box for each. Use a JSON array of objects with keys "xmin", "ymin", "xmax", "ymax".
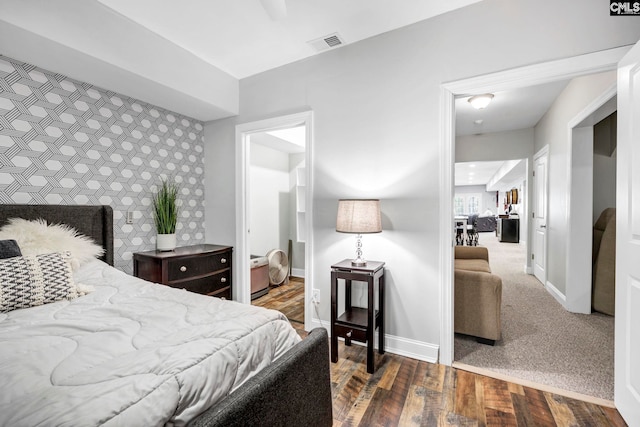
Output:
[{"xmin": 330, "ymin": 259, "xmax": 385, "ymax": 374}]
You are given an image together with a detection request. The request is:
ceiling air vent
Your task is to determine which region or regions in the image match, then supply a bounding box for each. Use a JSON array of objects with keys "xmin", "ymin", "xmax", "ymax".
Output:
[{"xmin": 308, "ymin": 33, "xmax": 345, "ymax": 52}]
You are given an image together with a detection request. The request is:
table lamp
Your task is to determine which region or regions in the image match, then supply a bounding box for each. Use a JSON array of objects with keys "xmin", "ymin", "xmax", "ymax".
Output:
[{"xmin": 336, "ymin": 199, "xmax": 382, "ymax": 266}]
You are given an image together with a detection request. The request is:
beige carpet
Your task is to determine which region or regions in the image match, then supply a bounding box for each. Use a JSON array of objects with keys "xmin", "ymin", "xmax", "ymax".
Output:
[{"xmin": 454, "ymin": 232, "xmax": 615, "ymax": 401}]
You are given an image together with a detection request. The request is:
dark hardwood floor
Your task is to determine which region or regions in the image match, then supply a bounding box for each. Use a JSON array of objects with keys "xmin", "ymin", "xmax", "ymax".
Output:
[
  {"xmin": 252, "ymin": 276, "xmax": 304, "ymax": 323},
  {"xmin": 264, "ymin": 278, "xmax": 627, "ymax": 426}
]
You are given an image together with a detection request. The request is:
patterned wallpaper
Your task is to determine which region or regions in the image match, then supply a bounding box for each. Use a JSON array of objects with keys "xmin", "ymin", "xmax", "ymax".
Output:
[{"xmin": 0, "ymin": 55, "xmax": 206, "ymax": 274}]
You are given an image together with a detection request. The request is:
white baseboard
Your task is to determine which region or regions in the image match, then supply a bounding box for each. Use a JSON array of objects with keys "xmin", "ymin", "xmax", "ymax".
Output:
[
  {"xmin": 545, "ymin": 280, "xmax": 566, "ymax": 306},
  {"xmin": 308, "ymin": 318, "xmax": 439, "ymax": 363},
  {"xmin": 291, "ymin": 268, "xmax": 305, "ymax": 278},
  {"xmin": 525, "ymin": 266, "xmax": 533, "ymax": 274}
]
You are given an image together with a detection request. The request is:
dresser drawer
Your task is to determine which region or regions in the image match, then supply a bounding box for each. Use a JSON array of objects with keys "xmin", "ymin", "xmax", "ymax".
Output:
[
  {"xmin": 178, "ymin": 271, "xmax": 230, "ymax": 295},
  {"xmin": 211, "ymin": 286, "xmax": 231, "ymax": 300},
  {"xmin": 167, "ymin": 252, "xmax": 230, "ymax": 282},
  {"xmin": 334, "ymin": 324, "xmax": 368, "ymax": 343},
  {"xmin": 133, "ymin": 245, "xmax": 233, "ymax": 299}
]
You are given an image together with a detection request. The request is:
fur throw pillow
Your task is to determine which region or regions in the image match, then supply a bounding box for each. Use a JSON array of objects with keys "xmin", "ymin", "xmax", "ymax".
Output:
[{"xmin": 0, "ymin": 218, "xmax": 104, "ymax": 270}]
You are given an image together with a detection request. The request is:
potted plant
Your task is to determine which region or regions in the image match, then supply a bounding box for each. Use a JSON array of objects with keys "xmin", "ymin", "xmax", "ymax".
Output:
[{"xmin": 152, "ymin": 177, "xmax": 179, "ymax": 251}]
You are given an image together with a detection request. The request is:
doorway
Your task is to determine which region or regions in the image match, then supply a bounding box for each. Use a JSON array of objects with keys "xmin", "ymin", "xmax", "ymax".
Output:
[
  {"xmin": 235, "ymin": 110, "xmax": 314, "ymax": 331},
  {"xmin": 248, "ymin": 125, "xmax": 306, "ymax": 324},
  {"xmin": 565, "ymin": 89, "xmax": 617, "ymax": 313},
  {"xmin": 443, "ymin": 48, "xmax": 628, "ymax": 402},
  {"xmin": 439, "ymin": 46, "xmax": 629, "ymax": 364}
]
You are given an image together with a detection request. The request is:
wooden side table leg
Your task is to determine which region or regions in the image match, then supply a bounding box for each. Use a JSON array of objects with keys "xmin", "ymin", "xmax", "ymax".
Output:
[
  {"xmin": 330, "ymin": 271, "xmax": 338, "ymax": 363},
  {"xmin": 344, "ymin": 278, "xmax": 352, "ymax": 346},
  {"xmin": 379, "ymin": 272, "xmax": 385, "ymax": 355},
  {"xmin": 367, "ymin": 275, "xmax": 375, "ymax": 374}
]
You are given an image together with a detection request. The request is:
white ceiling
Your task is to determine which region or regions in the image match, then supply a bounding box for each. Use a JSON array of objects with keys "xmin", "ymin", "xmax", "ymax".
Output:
[
  {"xmin": 251, "ymin": 125, "xmax": 306, "ymax": 154},
  {"xmin": 455, "ymin": 161, "xmax": 505, "ymax": 187},
  {"xmin": 455, "ymin": 80, "xmax": 570, "ymax": 136},
  {"xmin": 455, "ymin": 80, "xmax": 570, "ymax": 187},
  {"xmin": 455, "ymin": 159, "xmax": 528, "ymax": 190},
  {"xmin": 0, "ymin": 0, "xmax": 483, "ymax": 120},
  {"xmin": 98, "ymin": 0, "xmax": 482, "ymax": 79},
  {"xmin": 0, "ymin": 0, "xmax": 570, "ymax": 132}
]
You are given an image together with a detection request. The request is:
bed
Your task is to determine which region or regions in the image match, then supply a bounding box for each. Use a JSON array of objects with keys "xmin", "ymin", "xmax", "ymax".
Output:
[{"xmin": 0, "ymin": 204, "xmax": 332, "ymax": 427}]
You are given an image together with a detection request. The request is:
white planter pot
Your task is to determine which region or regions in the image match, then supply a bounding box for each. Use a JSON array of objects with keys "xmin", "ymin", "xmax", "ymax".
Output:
[{"xmin": 156, "ymin": 233, "xmax": 177, "ymax": 251}]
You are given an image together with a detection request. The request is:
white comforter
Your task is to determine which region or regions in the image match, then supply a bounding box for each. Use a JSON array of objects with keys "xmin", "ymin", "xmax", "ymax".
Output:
[{"xmin": 0, "ymin": 260, "xmax": 301, "ymax": 426}]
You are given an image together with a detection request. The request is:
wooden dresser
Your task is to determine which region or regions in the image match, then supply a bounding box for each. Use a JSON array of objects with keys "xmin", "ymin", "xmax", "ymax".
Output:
[{"xmin": 133, "ymin": 244, "xmax": 233, "ymax": 299}]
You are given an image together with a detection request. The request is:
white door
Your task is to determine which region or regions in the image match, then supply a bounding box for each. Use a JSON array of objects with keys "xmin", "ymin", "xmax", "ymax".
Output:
[
  {"xmin": 532, "ymin": 146, "xmax": 549, "ymax": 284},
  {"xmin": 615, "ymin": 40, "xmax": 640, "ymax": 425}
]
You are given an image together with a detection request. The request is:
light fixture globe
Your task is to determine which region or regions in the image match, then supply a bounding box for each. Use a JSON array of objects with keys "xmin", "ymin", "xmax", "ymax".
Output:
[{"xmin": 468, "ymin": 93, "xmax": 494, "ymax": 109}]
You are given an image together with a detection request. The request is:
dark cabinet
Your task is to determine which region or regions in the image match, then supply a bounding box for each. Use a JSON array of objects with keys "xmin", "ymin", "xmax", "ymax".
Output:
[
  {"xmin": 133, "ymin": 244, "xmax": 233, "ymax": 299},
  {"xmin": 497, "ymin": 218, "xmax": 520, "ymax": 243}
]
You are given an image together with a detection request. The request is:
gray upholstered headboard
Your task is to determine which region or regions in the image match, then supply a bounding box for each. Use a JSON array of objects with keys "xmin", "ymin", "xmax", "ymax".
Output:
[{"xmin": 0, "ymin": 204, "xmax": 114, "ymax": 266}]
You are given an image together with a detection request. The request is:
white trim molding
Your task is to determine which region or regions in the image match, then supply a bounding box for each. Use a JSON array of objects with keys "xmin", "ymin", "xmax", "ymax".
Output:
[
  {"xmin": 291, "ymin": 268, "xmax": 305, "ymax": 278},
  {"xmin": 309, "ymin": 318, "xmax": 439, "ymax": 363},
  {"xmin": 545, "ymin": 280, "xmax": 567, "ymax": 306}
]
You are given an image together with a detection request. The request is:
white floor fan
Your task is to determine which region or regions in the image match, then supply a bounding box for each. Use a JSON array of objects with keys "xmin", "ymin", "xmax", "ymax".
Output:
[{"xmin": 266, "ymin": 248, "xmax": 289, "ymax": 286}]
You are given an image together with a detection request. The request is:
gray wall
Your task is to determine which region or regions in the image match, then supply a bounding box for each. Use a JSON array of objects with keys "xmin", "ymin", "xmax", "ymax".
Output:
[
  {"xmin": 534, "ymin": 71, "xmax": 617, "ymax": 294},
  {"xmin": 593, "ymin": 114, "xmax": 617, "ymax": 223},
  {"xmin": 249, "ymin": 142, "xmax": 290, "ymax": 257},
  {"xmin": 248, "ymin": 143, "xmax": 306, "ymax": 273},
  {"xmin": 593, "ymin": 150, "xmax": 616, "ymax": 223},
  {"xmin": 204, "ymin": 0, "xmax": 640, "ymax": 352},
  {"xmin": 456, "ymin": 128, "xmax": 534, "ymax": 164},
  {"xmin": 0, "ymin": 55, "xmax": 206, "ymax": 274}
]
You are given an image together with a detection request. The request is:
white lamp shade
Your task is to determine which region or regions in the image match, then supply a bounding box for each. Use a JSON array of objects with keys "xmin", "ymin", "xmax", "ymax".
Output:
[{"xmin": 336, "ymin": 199, "xmax": 382, "ymax": 234}]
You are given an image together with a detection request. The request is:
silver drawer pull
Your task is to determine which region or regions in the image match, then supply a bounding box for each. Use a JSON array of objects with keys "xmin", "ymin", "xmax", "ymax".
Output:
[
  {"xmin": 180, "ymin": 266, "xmax": 187, "ymax": 272},
  {"xmin": 220, "ymin": 277, "xmax": 227, "ymax": 283},
  {"xmin": 221, "ymin": 258, "xmax": 227, "ymax": 263}
]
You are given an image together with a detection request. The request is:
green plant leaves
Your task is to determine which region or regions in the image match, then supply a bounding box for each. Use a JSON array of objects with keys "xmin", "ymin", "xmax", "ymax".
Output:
[{"xmin": 152, "ymin": 177, "xmax": 179, "ymax": 234}]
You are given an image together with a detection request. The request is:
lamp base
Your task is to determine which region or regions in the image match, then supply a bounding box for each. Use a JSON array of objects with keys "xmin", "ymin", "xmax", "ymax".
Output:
[{"xmin": 351, "ymin": 257, "xmax": 367, "ymax": 267}]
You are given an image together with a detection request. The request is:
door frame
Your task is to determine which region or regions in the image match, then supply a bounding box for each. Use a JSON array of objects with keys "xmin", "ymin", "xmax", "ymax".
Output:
[
  {"xmin": 235, "ymin": 110, "xmax": 314, "ymax": 331},
  {"xmin": 439, "ymin": 46, "xmax": 631, "ymax": 365},
  {"xmin": 565, "ymin": 86, "xmax": 617, "ymax": 313},
  {"xmin": 532, "ymin": 144, "xmax": 549, "ymax": 287}
]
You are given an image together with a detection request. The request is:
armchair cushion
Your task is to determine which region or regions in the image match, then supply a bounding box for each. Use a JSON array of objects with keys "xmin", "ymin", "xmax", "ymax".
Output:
[{"xmin": 455, "ymin": 259, "xmax": 492, "ymax": 274}]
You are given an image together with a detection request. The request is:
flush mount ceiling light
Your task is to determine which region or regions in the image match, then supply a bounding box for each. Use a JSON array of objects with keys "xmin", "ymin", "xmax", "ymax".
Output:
[{"xmin": 468, "ymin": 93, "xmax": 494, "ymax": 109}]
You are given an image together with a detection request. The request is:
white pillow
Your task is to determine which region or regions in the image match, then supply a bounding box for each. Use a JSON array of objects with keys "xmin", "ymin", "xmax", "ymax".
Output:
[{"xmin": 0, "ymin": 218, "xmax": 104, "ymax": 269}]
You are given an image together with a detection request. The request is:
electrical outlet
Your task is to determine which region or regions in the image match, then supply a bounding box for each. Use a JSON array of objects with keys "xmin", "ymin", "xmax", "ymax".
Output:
[
  {"xmin": 126, "ymin": 211, "xmax": 134, "ymax": 224},
  {"xmin": 312, "ymin": 289, "xmax": 320, "ymax": 304}
]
